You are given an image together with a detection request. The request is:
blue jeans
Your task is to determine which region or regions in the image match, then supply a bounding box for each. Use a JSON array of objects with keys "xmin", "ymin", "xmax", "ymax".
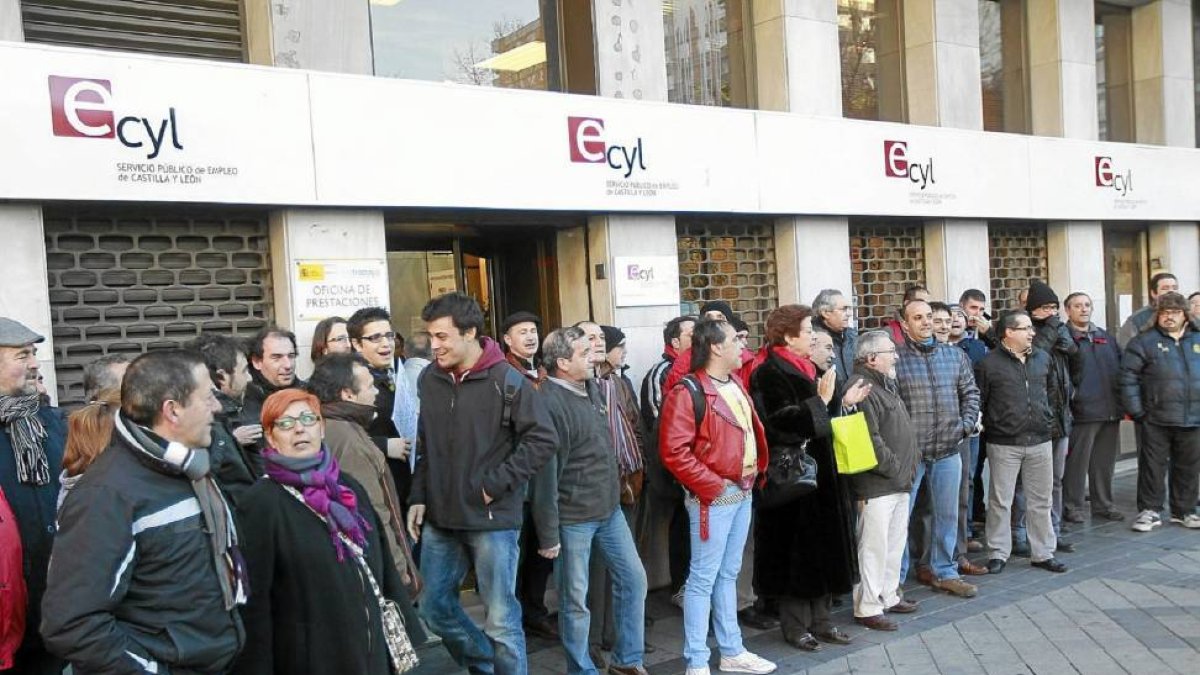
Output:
[
  {"xmin": 901, "ymin": 453, "xmax": 962, "ymax": 582},
  {"xmin": 557, "ymin": 507, "xmax": 647, "ymax": 674},
  {"xmin": 418, "ymin": 525, "xmax": 525, "ymax": 675},
  {"xmin": 683, "ymin": 484, "xmax": 752, "ymax": 669}
]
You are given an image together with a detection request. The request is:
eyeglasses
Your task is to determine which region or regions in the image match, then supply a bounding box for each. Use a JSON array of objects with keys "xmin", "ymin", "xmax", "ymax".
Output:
[
  {"xmin": 1011, "ymin": 326, "xmax": 1035, "ymax": 332},
  {"xmin": 273, "ymin": 412, "xmax": 321, "ymax": 430},
  {"xmin": 360, "ymin": 332, "xmax": 396, "ymax": 344},
  {"xmin": 326, "ymin": 335, "xmax": 350, "ymax": 344},
  {"xmin": 872, "ymin": 349, "xmax": 898, "ymax": 356}
]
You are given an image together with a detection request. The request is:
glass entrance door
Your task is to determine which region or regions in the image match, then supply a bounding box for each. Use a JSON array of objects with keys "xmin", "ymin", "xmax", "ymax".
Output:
[{"xmin": 1102, "ymin": 225, "xmax": 1147, "ymax": 335}]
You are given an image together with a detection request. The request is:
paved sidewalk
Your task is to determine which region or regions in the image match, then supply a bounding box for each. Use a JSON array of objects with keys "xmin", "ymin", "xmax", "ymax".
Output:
[{"xmin": 414, "ymin": 458, "xmax": 1200, "ymax": 674}]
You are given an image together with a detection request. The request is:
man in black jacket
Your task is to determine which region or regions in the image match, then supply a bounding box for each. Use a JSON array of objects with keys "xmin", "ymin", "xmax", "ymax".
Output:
[
  {"xmin": 406, "ymin": 293, "xmax": 557, "ymax": 674},
  {"xmin": 242, "ymin": 325, "xmax": 306, "ymax": 433},
  {"xmin": 42, "ymin": 349, "xmax": 247, "ymax": 673},
  {"xmin": 1120, "ymin": 292, "xmax": 1200, "ymax": 532},
  {"xmin": 1061, "ymin": 293, "xmax": 1125, "ymax": 522},
  {"xmin": 531, "ymin": 327, "xmax": 649, "ymax": 675},
  {"xmin": 975, "ymin": 312, "xmax": 1066, "ymax": 575},
  {"xmin": 187, "ymin": 334, "xmax": 261, "ymax": 505}
]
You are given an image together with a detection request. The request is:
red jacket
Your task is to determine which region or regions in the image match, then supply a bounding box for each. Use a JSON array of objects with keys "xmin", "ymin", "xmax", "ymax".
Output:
[
  {"xmin": 0, "ymin": 487, "xmax": 25, "ymax": 670},
  {"xmin": 659, "ymin": 371, "xmax": 769, "ymax": 539}
]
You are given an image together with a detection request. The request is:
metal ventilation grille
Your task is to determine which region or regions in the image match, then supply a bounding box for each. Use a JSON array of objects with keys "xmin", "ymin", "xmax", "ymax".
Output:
[
  {"xmin": 21, "ymin": 0, "xmax": 246, "ymax": 62},
  {"xmin": 677, "ymin": 218, "xmax": 777, "ymax": 347},
  {"xmin": 850, "ymin": 221, "xmax": 926, "ymax": 330},
  {"xmin": 44, "ymin": 206, "xmax": 272, "ymax": 406},
  {"xmin": 989, "ymin": 223, "xmax": 1049, "ymax": 312}
]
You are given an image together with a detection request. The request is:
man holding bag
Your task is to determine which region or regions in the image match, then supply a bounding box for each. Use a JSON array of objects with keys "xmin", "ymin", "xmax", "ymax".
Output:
[{"xmin": 843, "ymin": 331, "xmax": 921, "ymax": 630}]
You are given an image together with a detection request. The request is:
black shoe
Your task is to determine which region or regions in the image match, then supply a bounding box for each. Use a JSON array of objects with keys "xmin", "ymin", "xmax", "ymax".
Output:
[
  {"xmin": 786, "ymin": 632, "xmax": 822, "ymax": 651},
  {"xmin": 737, "ymin": 607, "xmax": 780, "ymax": 630},
  {"xmin": 814, "ymin": 626, "xmax": 852, "ymax": 645},
  {"xmin": 1094, "ymin": 510, "xmax": 1126, "ymax": 522},
  {"xmin": 1056, "ymin": 541, "xmax": 1076, "ymax": 554},
  {"xmin": 1063, "ymin": 511, "xmax": 1085, "ymax": 524},
  {"xmin": 522, "ymin": 615, "xmax": 559, "ymax": 640},
  {"xmin": 1011, "ymin": 542, "xmax": 1031, "ymax": 557},
  {"xmin": 1032, "ymin": 558, "xmax": 1068, "ymax": 573},
  {"xmin": 986, "ymin": 559, "xmax": 1006, "ymax": 574}
]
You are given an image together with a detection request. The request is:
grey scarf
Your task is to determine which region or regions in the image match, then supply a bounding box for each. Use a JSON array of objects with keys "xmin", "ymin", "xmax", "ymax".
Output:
[
  {"xmin": 0, "ymin": 394, "xmax": 49, "ymax": 485},
  {"xmin": 114, "ymin": 414, "xmax": 246, "ymax": 610}
]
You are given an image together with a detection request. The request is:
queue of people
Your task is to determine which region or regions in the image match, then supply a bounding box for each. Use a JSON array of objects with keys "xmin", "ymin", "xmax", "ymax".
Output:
[{"xmin": 1, "ymin": 269, "xmax": 1199, "ymax": 675}]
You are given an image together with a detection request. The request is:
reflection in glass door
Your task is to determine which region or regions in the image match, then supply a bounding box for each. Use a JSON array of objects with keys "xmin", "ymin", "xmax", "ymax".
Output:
[{"xmin": 1103, "ymin": 227, "xmax": 1146, "ymax": 335}]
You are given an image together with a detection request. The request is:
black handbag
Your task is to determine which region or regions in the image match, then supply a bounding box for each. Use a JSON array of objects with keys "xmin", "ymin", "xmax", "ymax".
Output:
[{"xmin": 755, "ymin": 440, "xmax": 818, "ymax": 509}]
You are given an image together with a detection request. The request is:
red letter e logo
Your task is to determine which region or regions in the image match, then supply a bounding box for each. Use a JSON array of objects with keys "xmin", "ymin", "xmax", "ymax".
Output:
[
  {"xmin": 1094, "ymin": 156, "xmax": 1114, "ymax": 187},
  {"xmin": 49, "ymin": 76, "xmax": 115, "ymax": 139},
  {"xmin": 567, "ymin": 117, "xmax": 605, "ymax": 163},
  {"xmin": 884, "ymin": 140, "xmax": 908, "ymax": 178}
]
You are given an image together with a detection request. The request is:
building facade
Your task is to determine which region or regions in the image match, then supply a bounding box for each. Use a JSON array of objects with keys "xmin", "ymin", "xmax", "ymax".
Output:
[{"xmin": 1, "ymin": 0, "xmax": 1198, "ymax": 417}]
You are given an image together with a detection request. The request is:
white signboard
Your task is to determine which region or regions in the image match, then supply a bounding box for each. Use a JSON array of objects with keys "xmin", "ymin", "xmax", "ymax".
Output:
[
  {"xmin": 0, "ymin": 43, "xmax": 315, "ymax": 204},
  {"xmin": 294, "ymin": 259, "xmax": 389, "ymax": 321},
  {"xmin": 613, "ymin": 256, "xmax": 681, "ymax": 307}
]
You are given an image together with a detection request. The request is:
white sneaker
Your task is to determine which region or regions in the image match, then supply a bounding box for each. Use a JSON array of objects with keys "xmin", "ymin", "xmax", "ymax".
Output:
[
  {"xmin": 685, "ymin": 667, "xmax": 710, "ymax": 675},
  {"xmin": 719, "ymin": 650, "xmax": 777, "ymax": 674},
  {"xmin": 1170, "ymin": 513, "xmax": 1200, "ymax": 529},
  {"xmin": 1132, "ymin": 510, "xmax": 1162, "ymax": 532}
]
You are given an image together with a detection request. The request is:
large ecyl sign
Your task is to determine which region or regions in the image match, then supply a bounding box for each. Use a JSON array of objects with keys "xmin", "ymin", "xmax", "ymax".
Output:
[{"xmin": 0, "ymin": 42, "xmax": 1198, "ymax": 221}]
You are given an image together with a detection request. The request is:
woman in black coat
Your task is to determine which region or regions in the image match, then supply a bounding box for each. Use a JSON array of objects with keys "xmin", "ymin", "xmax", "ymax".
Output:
[
  {"xmin": 749, "ymin": 305, "xmax": 870, "ymax": 652},
  {"xmin": 233, "ymin": 389, "xmax": 421, "ymax": 675}
]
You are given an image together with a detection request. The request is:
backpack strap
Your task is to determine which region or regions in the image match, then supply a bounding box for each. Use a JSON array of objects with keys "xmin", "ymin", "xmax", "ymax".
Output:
[
  {"xmin": 679, "ymin": 374, "xmax": 706, "ymax": 428},
  {"xmin": 498, "ymin": 365, "xmax": 525, "ymax": 430}
]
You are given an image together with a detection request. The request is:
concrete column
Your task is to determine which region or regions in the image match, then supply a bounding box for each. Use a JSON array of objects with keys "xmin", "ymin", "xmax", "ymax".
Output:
[
  {"xmin": 0, "ymin": 0, "xmax": 24, "ymax": 40},
  {"xmin": 922, "ymin": 220, "xmax": 990, "ymax": 304},
  {"xmin": 1149, "ymin": 223, "xmax": 1200, "ymax": 294},
  {"xmin": 753, "ymin": 1, "xmax": 853, "ymax": 306},
  {"xmin": 1102, "ymin": 12, "xmax": 1136, "ymax": 142},
  {"xmin": 268, "ymin": 209, "xmax": 387, "ymax": 377},
  {"xmin": 0, "ymin": 205, "xmax": 56, "ymax": 402},
  {"xmin": 904, "ymin": 0, "xmax": 984, "ymax": 129},
  {"xmin": 1046, "ymin": 221, "xmax": 1108, "ymax": 328},
  {"xmin": 1132, "ymin": 0, "xmax": 1196, "ymax": 147},
  {"xmin": 1027, "ymin": 0, "xmax": 1099, "ymax": 139},
  {"xmin": 243, "ymin": 0, "xmax": 373, "ymax": 74}
]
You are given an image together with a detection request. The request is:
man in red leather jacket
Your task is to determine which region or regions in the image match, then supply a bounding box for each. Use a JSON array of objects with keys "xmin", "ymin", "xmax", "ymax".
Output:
[{"xmin": 659, "ymin": 319, "xmax": 776, "ymax": 675}]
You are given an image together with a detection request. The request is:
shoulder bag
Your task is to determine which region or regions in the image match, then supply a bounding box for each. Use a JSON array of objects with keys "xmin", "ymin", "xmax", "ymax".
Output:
[
  {"xmin": 281, "ymin": 485, "xmax": 420, "ymax": 674},
  {"xmin": 756, "ymin": 439, "xmax": 818, "ymax": 509}
]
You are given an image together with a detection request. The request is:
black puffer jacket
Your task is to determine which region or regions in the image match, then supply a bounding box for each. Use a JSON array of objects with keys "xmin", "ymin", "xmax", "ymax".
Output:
[
  {"xmin": 42, "ymin": 421, "xmax": 244, "ymax": 674},
  {"xmin": 1119, "ymin": 323, "xmax": 1200, "ymax": 428},
  {"xmin": 1069, "ymin": 323, "xmax": 1123, "ymax": 423},
  {"xmin": 975, "ymin": 346, "xmax": 1056, "ymax": 447},
  {"xmin": 846, "ymin": 366, "xmax": 920, "ymax": 501},
  {"xmin": 1032, "ymin": 316, "xmax": 1080, "ymax": 438}
]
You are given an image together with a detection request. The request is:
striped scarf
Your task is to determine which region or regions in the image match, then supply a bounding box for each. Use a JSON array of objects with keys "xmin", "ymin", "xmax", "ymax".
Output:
[
  {"xmin": 0, "ymin": 394, "xmax": 49, "ymax": 485},
  {"xmin": 599, "ymin": 376, "xmax": 643, "ymax": 476}
]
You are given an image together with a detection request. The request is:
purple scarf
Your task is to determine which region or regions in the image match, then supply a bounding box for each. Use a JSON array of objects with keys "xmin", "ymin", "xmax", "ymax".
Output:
[{"xmin": 263, "ymin": 447, "xmax": 370, "ymax": 562}]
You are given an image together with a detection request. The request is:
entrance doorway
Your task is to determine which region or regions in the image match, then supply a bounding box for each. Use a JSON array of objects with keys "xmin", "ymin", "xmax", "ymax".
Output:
[
  {"xmin": 1102, "ymin": 224, "xmax": 1148, "ymax": 335},
  {"xmin": 385, "ymin": 221, "xmax": 564, "ymax": 341}
]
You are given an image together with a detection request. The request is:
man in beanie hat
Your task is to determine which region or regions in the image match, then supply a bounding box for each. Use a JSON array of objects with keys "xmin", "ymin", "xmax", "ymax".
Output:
[
  {"xmin": 1013, "ymin": 281, "xmax": 1080, "ymax": 554},
  {"xmin": 1120, "ymin": 292, "xmax": 1200, "ymax": 532},
  {"xmin": 0, "ymin": 317, "xmax": 65, "ymax": 673},
  {"xmin": 499, "ymin": 310, "xmax": 556, "ymax": 639}
]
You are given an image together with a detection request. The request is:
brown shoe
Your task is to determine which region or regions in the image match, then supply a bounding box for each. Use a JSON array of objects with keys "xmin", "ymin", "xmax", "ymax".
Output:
[
  {"xmin": 886, "ymin": 599, "xmax": 919, "ymax": 614},
  {"xmin": 931, "ymin": 577, "xmax": 977, "ymax": 598},
  {"xmin": 854, "ymin": 614, "xmax": 898, "ymax": 631},
  {"xmin": 608, "ymin": 665, "xmax": 649, "ymax": 675},
  {"xmin": 958, "ymin": 559, "xmax": 989, "ymax": 576},
  {"xmin": 915, "ymin": 566, "xmax": 935, "ymax": 586}
]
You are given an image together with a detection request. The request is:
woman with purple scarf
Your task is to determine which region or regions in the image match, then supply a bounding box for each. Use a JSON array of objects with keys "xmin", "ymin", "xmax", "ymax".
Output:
[{"xmin": 232, "ymin": 389, "xmax": 417, "ymax": 675}]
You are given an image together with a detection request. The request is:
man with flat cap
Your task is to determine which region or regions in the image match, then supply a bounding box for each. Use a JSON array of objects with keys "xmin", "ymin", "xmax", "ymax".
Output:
[
  {"xmin": 0, "ymin": 318, "xmax": 66, "ymax": 673},
  {"xmin": 502, "ymin": 311, "xmax": 545, "ymax": 384}
]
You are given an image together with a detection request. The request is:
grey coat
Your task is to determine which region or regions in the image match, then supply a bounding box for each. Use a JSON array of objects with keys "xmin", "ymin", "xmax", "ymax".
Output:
[{"xmin": 846, "ymin": 366, "xmax": 920, "ymax": 500}]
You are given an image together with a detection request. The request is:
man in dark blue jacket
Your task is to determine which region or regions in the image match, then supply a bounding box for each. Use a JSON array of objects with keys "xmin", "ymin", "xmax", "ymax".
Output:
[
  {"xmin": 1062, "ymin": 293, "xmax": 1125, "ymax": 522},
  {"xmin": 1120, "ymin": 292, "xmax": 1200, "ymax": 532},
  {"xmin": 0, "ymin": 317, "xmax": 65, "ymax": 674}
]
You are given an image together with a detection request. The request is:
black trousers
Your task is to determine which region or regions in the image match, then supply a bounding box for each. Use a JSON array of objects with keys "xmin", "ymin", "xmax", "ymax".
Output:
[
  {"xmin": 1137, "ymin": 424, "xmax": 1200, "ymax": 517},
  {"xmin": 517, "ymin": 502, "xmax": 554, "ymax": 622},
  {"xmin": 779, "ymin": 593, "xmax": 832, "ymax": 639},
  {"xmin": 668, "ymin": 497, "xmax": 691, "ymax": 594}
]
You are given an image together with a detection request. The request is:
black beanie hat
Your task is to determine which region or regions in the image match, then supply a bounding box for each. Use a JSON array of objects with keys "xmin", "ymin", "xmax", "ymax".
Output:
[
  {"xmin": 600, "ymin": 325, "xmax": 626, "ymax": 351},
  {"xmin": 699, "ymin": 300, "xmax": 737, "ymax": 322},
  {"xmin": 1025, "ymin": 280, "xmax": 1059, "ymax": 312}
]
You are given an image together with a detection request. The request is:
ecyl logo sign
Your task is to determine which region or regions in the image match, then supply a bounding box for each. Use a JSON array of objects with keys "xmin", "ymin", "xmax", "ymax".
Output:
[
  {"xmin": 1094, "ymin": 156, "xmax": 1132, "ymax": 196},
  {"xmin": 883, "ymin": 140, "xmax": 935, "ymax": 190},
  {"xmin": 567, "ymin": 116, "xmax": 647, "ymax": 178},
  {"xmin": 49, "ymin": 76, "xmax": 183, "ymax": 159},
  {"xmin": 626, "ymin": 263, "xmax": 655, "ymax": 282}
]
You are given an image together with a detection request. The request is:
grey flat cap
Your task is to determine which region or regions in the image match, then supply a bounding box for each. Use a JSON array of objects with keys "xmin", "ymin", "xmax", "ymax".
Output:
[{"xmin": 0, "ymin": 318, "xmax": 45, "ymax": 347}]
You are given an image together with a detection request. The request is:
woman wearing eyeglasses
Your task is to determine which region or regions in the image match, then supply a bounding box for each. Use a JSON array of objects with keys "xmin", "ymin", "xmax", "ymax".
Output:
[
  {"xmin": 310, "ymin": 316, "xmax": 352, "ymax": 364},
  {"xmin": 233, "ymin": 388, "xmax": 418, "ymax": 675}
]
